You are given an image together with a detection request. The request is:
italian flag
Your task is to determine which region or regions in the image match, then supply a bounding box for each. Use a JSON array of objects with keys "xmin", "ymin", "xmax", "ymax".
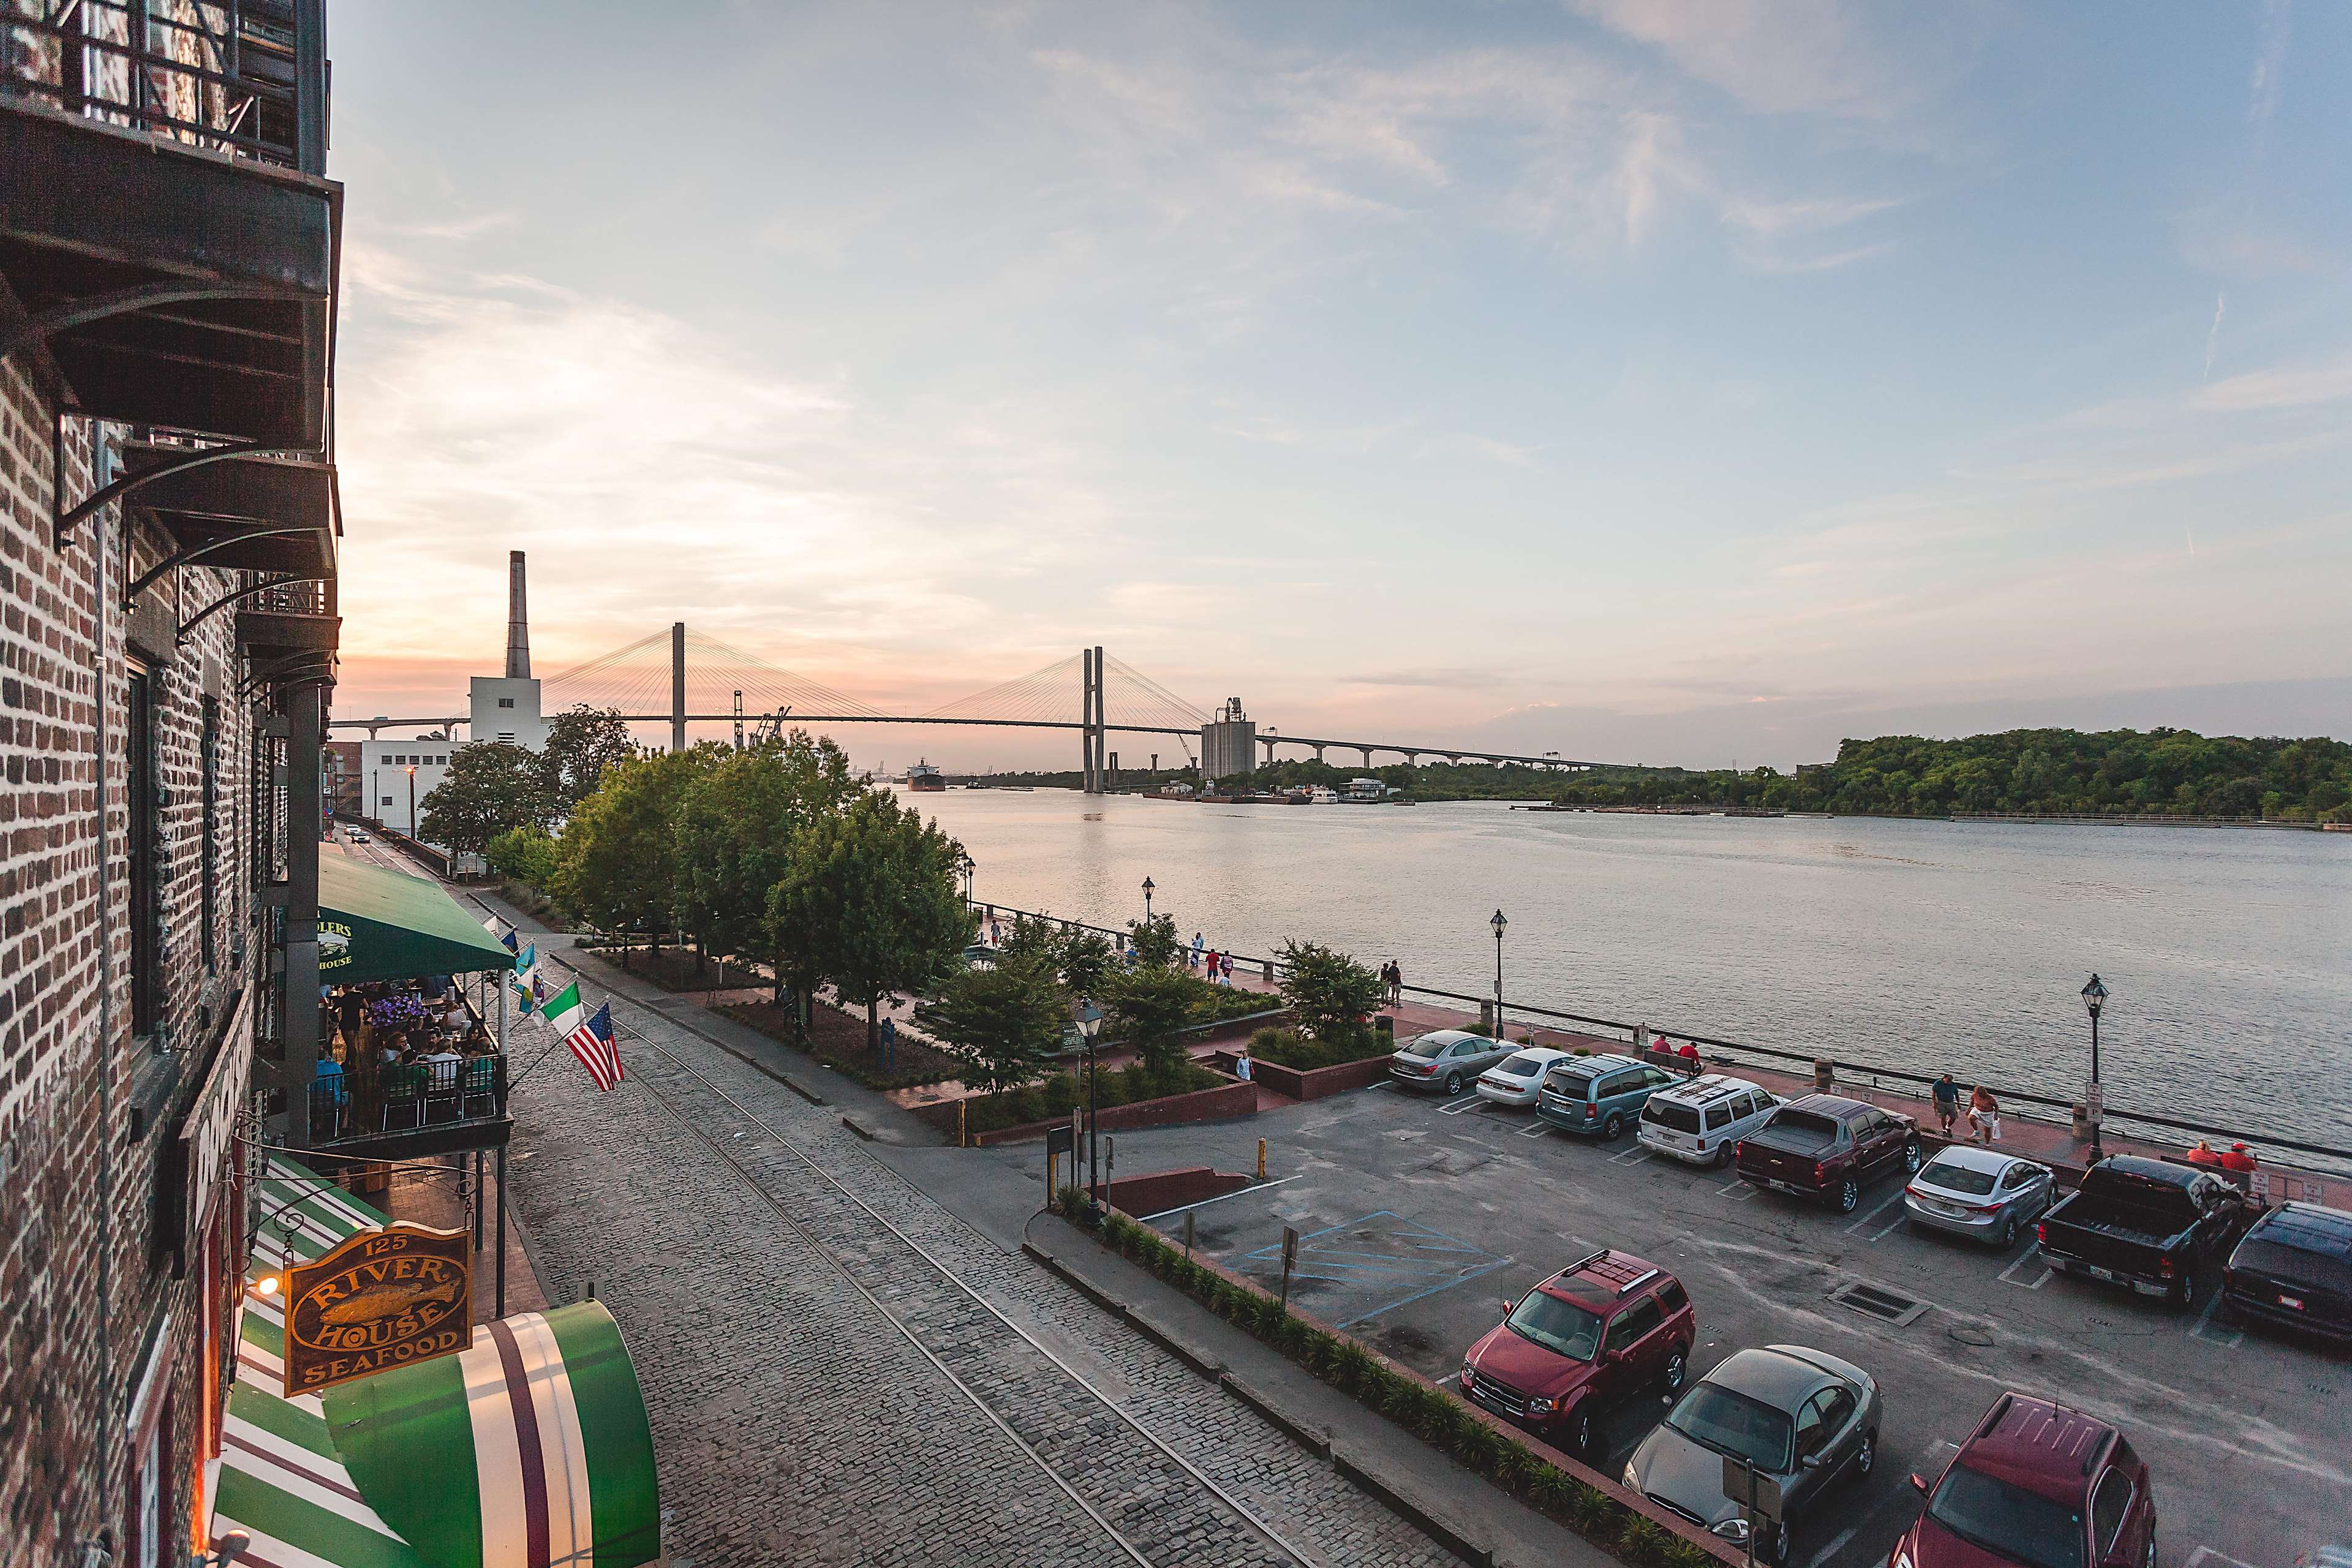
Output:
[
  {"xmin": 541, "ymin": 981, "xmax": 624, "ymax": 1091},
  {"xmin": 543, "ymin": 981, "xmax": 586, "ymax": 1037}
]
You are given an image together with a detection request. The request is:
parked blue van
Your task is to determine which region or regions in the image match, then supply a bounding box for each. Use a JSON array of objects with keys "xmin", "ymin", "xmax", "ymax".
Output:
[{"xmin": 1536, "ymin": 1054, "xmax": 1678, "ymax": 1139}]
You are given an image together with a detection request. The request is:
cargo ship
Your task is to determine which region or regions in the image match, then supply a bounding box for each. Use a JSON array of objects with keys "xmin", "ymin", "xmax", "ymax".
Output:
[{"xmin": 907, "ymin": 760, "xmax": 946, "ymax": 793}]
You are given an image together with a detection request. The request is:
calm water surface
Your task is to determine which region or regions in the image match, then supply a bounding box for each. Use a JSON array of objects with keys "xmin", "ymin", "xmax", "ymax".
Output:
[{"xmin": 909, "ymin": 791, "xmax": 2352, "ymax": 1153}]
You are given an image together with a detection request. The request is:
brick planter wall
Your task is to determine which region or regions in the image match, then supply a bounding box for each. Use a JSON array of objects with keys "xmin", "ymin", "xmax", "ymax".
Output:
[
  {"xmin": 1098, "ymin": 1166, "xmax": 1251, "ymax": 1215},
  {"xmin": 959, "ymin": 1074, "xmax": 1259, "ymax": 1146},
  {"xmin": 1208, "ymin": 1050, "xmax": 1393, "ymax": 1101}
]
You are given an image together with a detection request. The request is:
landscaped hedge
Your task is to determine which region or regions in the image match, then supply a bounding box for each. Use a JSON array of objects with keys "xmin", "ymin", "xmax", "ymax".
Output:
[
  {"xmin": 1245, "ymin": 1025, "xmax": 1390, "ymax": 1071},
  {"xmin": 965, "ymin": 1060, "xmax": 1226, "ymax": 1135},
  {"xmin": 1069, "ymin": 1199, "xmax": 1727, "ymax": 1568}
]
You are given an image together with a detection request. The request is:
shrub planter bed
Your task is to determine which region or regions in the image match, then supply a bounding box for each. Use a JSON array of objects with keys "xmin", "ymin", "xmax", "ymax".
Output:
[
  {"xmin": 582, "ymin": 944, "xmax": 764, "ymax": 993},
  {"xmin": 926, "ymin": 1072, "xmax": 1259, "ymax": 1146},
  {"xmin": 1209, "ymin": 1050, "xmax": 1393, "ymax": 1101},
  {"xmin": 1072, "ymin": 1200, "xmax": 1739, "ymax": 1568},
  {"xmin": 723, "ymin": 998, "xmax": 964, "ymax": 1091}
]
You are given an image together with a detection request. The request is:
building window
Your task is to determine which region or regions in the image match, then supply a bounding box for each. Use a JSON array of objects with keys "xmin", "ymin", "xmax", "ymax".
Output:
[
  {"xmin": 497, "ymin": 732, "xmax": 514, "ymax": 743},
  {"xmin": 202, "ymin": 695, "xmax": 220, "ymax": 971},
  {"xmin": 127, "ymin": 664, "xmax": 161, "ymax": 1037},
  {"xmin": 382, "ymin": 795, "xmax": 393, "ymax": 806},
  {"xmin": 497, "ymin": 697, "xmax": 514, "ymax": 709}
]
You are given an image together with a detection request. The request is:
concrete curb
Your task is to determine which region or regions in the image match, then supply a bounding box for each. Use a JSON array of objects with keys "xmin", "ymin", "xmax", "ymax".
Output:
[
  {"xmin": 1120, "ymin": 1302, "xmax": 1226, "ymax": 1379},
  {"xmin": 1334, "ymin": 1449, "xmax": 1496, "ymax": 1568},
  {"xmin": 1217, "ymin": 1371, "xmax": 1330, "ymax": 1459},
  {"xmin": 840, "ymin": 1114, "xmax": 877, "ymax": 1141}
]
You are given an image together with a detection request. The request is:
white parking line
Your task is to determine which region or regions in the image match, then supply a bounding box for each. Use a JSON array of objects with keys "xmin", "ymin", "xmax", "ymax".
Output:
[
  {"xmin": 1806, "ymin": 1527, "xmax": 1857, "ymax": 1568},
  {"xmin": 1997, "ymin": 1246, "xmax": 2051, "ymax": 1290},
  {"xmin": 1517, "ymin": 1121, "xmax": 1553, "ymax": 1139},
  {"xmin": 1137, "ymin": 1174, "xmax": 1307, "ymax": 1223},
  {"xmin": 1869, "ymin": 1208, "xmax": 1910, "ymax": 1242},
  {"xmin": 1608, "ymin": 1144, "xmax": 1653, "ymax": 1166},
  {"xmin": 1715, "ymin": 1174, "xmax": 1747, "ymax": 1194},
  {"xmin": 2185, "ymin": 1549, "xmax": 2260, "ymax": 1568},
  {"xmin": 2187, "ymin": 1288, "xmax": 2243, "ymax": 1349},
  {"xmin": 1844, "ymin": 1193, "xmax": 1905, "ymax": 1234},
  {"xmin": 1438, "ymin": 1095, "xmax": 1489, "ymax": 1116}
]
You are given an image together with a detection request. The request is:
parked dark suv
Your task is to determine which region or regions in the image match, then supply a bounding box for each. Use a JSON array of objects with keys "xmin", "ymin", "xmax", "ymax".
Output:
[
  {"xmin": 1893, "ymin": 1391, "xmax": 2156, "ymax": 1568},
  {"xmin": 1460, "ymin": 1248, "xmax": 1696, "ymax": 1458},
  {"xmin": 1736, "ymin": 1095, "xmax": 1921, "ymax": 1214},
  {"xmin": 2222, "ymin": 1201, "xmax": 2352, "ymax": 1343}
]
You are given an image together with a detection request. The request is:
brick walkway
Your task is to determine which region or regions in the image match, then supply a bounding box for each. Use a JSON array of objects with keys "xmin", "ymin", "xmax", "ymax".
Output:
[{"xmin": 503, "ymin": 935, "xmax": 1455, "ymax": 1568}]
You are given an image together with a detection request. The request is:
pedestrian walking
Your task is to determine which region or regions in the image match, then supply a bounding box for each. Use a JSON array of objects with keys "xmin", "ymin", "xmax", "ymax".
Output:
[
  {"xmin": 1233, "ymin": 1044, "xmax": 1253, "ymax": 1082},
  {"xmin": 879, "ymin": 1014, "xmax": 898, "ymax": 1068},
  {"xmin": 1219, "ymin": 952, "xmax": 1235, "ymax": 987},
  {"xmin": 1383, "ymin": 960, "xmax": 1403, "ymax": 1008},
  {"xmin": 1931, "ymin": 1073, "xmax": 1961, "ymax": 1137},
  {"xmin": 1191, "ymin": 932, "xmax": 1204, "ymax": 970},
  {"xmin": 1966, "ymin": 1084, "xmax": 2001, "ymax": 1145}
]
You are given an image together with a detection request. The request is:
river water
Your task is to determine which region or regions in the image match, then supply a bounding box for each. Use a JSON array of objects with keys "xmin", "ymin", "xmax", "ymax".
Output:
[{"xmin": 908, "ymin": 790, "xmax": 2352, "ymax": 1156}]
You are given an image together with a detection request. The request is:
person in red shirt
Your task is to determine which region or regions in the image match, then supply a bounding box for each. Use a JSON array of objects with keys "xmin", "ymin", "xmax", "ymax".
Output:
[
  {"xmin": 1675, "ymin": 1039, "xmax": 1701, "ymax": 1071},
  {"xmin": 2184, "ymin": 1139, "xmax": 2225, "ymax": 1167},
  {"xmin": 2218, "ymin": 1141, "xmax": 2259, "ymax": 1173}
]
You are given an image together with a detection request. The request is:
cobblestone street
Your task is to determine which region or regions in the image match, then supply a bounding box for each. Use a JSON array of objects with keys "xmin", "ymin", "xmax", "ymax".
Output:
[{"xmin": 504, "ymin": 942, "xmax": 1456, "ymax": 1568}]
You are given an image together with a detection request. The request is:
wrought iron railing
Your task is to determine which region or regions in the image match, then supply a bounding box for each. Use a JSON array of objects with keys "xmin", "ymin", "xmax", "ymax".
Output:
[
  {"xmin": 2, "ymin": 0, "xmax": 325, "ymax": 172},
  {"xmin": 249, "ymin": 575, "xmax": 330, "ymax": 617},
  {"xmin": 306, "ymin": 1054, "xmax": 508, "ymax": 1145}
]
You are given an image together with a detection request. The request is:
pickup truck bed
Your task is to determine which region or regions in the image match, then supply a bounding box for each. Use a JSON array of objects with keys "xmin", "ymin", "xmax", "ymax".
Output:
[{"xmin": 2037, "ymin": 1157, "xmax": 2252, "ymax": 1308}]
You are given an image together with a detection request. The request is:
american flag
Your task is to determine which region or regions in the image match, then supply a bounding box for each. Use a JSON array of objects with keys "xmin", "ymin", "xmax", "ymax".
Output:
[{"xmin": 565, "ymin": 1003, "xmax": 623, "ymax": 1091}]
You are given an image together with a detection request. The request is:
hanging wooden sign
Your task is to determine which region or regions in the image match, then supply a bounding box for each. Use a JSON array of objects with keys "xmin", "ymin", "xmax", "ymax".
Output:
[{"xmin": 284, "ymin": 1223, "xmax": 473, "ymax": 1395}]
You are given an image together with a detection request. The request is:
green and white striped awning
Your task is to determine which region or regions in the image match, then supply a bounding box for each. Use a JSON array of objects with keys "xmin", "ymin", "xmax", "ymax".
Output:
[{"xmin": 216, "ymin": 1160, "xmax": 659, "ymax": 1568}]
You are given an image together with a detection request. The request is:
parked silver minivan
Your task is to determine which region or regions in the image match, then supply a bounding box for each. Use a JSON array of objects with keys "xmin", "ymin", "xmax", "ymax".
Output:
[{"xmin": 1636, "ymin": 1074, "xmax": 1781, "ymax": 1167}]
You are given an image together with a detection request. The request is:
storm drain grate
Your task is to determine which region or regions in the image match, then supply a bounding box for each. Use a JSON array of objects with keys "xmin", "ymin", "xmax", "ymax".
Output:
[{"xmin": 1831, "ymin": 1281, "xmax": 1932, "ymax": 1327}]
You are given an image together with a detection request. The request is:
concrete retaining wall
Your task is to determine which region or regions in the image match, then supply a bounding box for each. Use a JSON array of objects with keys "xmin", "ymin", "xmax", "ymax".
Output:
[{"xmin": 1207, "ymin": 1050, "xmax": 1394, "ymax": 1101}]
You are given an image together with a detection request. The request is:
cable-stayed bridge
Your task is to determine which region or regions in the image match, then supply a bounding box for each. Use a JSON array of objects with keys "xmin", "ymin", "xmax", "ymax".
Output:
[{"xmin": 333, "ymin": 622, "xmax": 1613, "ymax": 782}]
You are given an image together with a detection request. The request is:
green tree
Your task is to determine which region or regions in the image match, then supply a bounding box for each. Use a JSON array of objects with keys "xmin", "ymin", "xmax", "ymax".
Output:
[
  {"xmin": 1056, "ymin": 927, "xmax": 1116, "ymax": 1001},
  {"xmin": 540, "ymin": 704, "xmax": 640, "ymax": 816},
  {"xmin": 484, "ymin": 826, "xmax": 559, "ymax": 890},
  {"xmin": 676, "ymin": 731, "xmax": 856, "ymax": 994},
  {"xmin": 418, "ymin": 742, "xmax": 551, "ymax": 851},
  {"xmin": 1103, "ymin": 963, "xmax": 1202, "ymax": 1080},
  {"xmin": 554, "ymin": 744, "xmax": 723, "ymax": 966},
  {"xmin": 1276, "ymin": 939, "xmax": 1384, "ymax": 1046},
  {"xmin": 771, "ymin": 790, "xmax": 973, "ymax": 1049},
  {"xmin": 1126, "ymin": 912, "xmax": 1183, "ymax": 969},
  {"xmin": 928, "ymin": 954, "xmax": 1065, "ymax": 1094}
]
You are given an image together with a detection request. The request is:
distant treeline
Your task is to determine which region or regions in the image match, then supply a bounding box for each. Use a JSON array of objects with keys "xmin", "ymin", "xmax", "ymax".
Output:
[{"xmin": 970, "ymin": 728, "xmax": 2352, "ymax": 821}]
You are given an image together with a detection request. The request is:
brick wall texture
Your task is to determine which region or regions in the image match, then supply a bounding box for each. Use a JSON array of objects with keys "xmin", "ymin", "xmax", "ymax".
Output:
[{"xmin": 0, "ymin": 348, "xmax": 263, "ymax": 1566}]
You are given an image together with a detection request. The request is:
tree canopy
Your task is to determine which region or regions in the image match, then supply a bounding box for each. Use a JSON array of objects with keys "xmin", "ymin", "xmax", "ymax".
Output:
[
  {"xmin": 541, "ymin": 704, "xmax": 640, "ymax": 815},
  {"xmin": 553, "ymin": 744, "xmax": 723, "ymax": 958},
  {"xmin": 417, "ymin": 742, "xmax": 551, "ymax": 851},
  {"xmin": 1275, "ymin": 939, "xmax": 1384, "ymax": 1046},
  {"xmin": 676, "ymin": 731, "xmax": 856, "ymax": 974},
  {"xmin": 927, "ymin": 955, "xmax": 1066, "ymax": 1095}
]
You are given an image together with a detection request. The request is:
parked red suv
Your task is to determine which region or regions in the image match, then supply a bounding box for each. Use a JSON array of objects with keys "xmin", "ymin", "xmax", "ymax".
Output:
[
  {"xmin": 1893, "ymin": 1392, "xmax": 2156, "ymax": 1568},
  {"xmin": 1459, "ymin": 1248, "xmax": 1695, "ymax": 1458}
]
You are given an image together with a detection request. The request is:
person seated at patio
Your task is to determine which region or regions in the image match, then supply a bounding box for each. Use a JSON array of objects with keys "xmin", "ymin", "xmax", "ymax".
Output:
[
  {"xmin": 2184, "ymin": 1139, "xmax": 2225, "ymax": 1166},
  {"xmin": 1674, "ymin": 1039, "xmax": 1701, "ymax": 1069},
  {"xmin": 2218, "ymin": 1141, "xmax": 2260, "ymax": 1173},
  {"xmin": 462, "ymin": 1023, "xmax": 495, "ymax": 1055}
]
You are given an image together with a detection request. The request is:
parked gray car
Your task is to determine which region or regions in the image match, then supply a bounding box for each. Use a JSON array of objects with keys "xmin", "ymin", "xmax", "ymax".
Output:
[
  {"xmin": 1390, "ymin": 1028, "xmax": 1515, "ymax": 1095},
  {"xmin": 1902, "ymin": 1145, "xmax": 2055, "ymax": 1247},
  {"xmin": 1623, "ymin": 1344, "xmax": 1882, "ymax": 1566}
]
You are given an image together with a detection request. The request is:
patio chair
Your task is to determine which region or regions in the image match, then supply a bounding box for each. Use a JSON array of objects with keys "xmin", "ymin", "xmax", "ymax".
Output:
[{"xmin": 460, "ymin": 1057, "xmax": 500, "ymax": 1119}]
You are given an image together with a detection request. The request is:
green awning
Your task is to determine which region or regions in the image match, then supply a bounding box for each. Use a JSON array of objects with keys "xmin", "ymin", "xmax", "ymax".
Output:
[{"xmin": 318, "ymin": 854, "xmax": 514, "ymax": 984}]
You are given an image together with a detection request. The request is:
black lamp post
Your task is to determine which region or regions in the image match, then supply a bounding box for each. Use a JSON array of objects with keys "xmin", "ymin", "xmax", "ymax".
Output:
[
  {"xmin": 2081, "ymin": 973, "xmax": 2108, "ymax": 1164},
  {"xmin": 405, "ymin": 764, "xmax": 417, "ymax": 838},
  {"xmin": 1078, "ymin": 999, "xmax": 1104, "ymax": 1191},
  {"xmin": 1142, "ymin": 876, "xmax": 1156, "ymax": 921},
  {"xmin": 1490, "ymin": 908, "xmax": 1508, "ymax": 1039},
  {"xmin": 957, "ymin": 850, "xmax": 975, "ymax": 902}
]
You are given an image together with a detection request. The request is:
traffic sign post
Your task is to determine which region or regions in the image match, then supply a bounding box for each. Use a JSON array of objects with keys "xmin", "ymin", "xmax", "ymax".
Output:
[
  {"xmin": 1721, "ymin": 1456, "xmax": 1782, "ymax": 1568},
  {"xmin": 1279, "ymin": 1225, "xmax": 1299, "ymax": 1313}
]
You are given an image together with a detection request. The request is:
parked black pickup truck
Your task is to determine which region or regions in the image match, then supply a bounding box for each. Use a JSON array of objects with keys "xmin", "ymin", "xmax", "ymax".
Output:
[
  {"xmin": 2036, "ymin": 1156, "xmax": 2257, "ymax": 1308},
  {"xmin": 1734, "ymin": 1095, "xmax": 1921, "ymax": 1214}
]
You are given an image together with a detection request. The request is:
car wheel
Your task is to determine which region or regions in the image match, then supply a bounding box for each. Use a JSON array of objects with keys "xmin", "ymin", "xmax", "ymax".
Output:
[
  {"xmin": 1602, "ymin": 1112, "xmax": 1624, "ymax": 1140},
  {"xmin": 1445, "ymin": 1071, "xmax": 1464, "ymax": 1096},
  {"xmin": 1836, "ymin": 1179, "xmax": 1860, "ymax": 1215},
  {"xmin": 1902, "ymin": 1140, "xmax": 1923, "ymax": 1175},
  {"xmin": 1662, "ymin": 1346, "xmax": 1687, "ymax": 1393},
  {"xmin": 1854, "ymin": 1428, "xmax": 1876, "ymax": 1478},
  {"xmin": 1713, "ymin": 1144, "xmax": 1734, "ymax": 1169},
  {"xmin": 1999, "ymin": 1213, "xmax": 2021, "ymax": 1250}
]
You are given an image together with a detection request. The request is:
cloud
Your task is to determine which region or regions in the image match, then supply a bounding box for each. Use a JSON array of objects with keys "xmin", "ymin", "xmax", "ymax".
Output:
[
  {"xmin": 1560, "ymin": 0, "xmax": 1978, "ymax": 122},
  {"xmin": 1341, "ymin": 668, "xmax": 1504, "ymax": 690}
]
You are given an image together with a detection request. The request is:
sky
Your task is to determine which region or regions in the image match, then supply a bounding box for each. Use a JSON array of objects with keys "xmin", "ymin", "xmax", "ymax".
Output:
[{"xmin": 325, "ymin": 1, "xmax": 2352, "ymax": 771}]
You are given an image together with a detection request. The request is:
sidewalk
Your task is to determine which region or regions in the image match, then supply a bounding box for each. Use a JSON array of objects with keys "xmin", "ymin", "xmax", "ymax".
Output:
[{"xmin": 1021, "ymin": 1212, "xmax": 1627, "ymax": 1568}]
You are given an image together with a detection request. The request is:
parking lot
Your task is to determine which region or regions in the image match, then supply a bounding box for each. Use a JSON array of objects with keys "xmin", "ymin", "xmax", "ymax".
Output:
[{"xmin": 1014, "ymin": 1080, "xmax": 2352, "ymax": 1568}]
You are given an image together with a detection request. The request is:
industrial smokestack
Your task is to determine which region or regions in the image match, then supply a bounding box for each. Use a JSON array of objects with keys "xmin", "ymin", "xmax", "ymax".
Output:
[{"xmin": 505, "ymin": 550, "xmax": 531, "ymax": 679}]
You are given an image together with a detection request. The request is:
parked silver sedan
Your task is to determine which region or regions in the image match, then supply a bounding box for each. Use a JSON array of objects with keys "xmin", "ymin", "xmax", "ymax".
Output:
[
  {"xmin": 1902, "ymin": 1145, "xmax": 2054, "ymax": 1248},
  {"xmin": 1624, "ymin": 1344, "xmax": 1882, "ymax": 1566},
  {"xmin": 1389, "ymin": 1028, "xmax": 1517, "ymax": 1095}
]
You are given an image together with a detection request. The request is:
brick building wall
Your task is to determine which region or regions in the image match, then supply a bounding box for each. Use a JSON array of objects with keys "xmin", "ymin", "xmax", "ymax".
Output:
[{"xmin": 0, "ymin": 350, "xmax": 263, "ymax": 1566}]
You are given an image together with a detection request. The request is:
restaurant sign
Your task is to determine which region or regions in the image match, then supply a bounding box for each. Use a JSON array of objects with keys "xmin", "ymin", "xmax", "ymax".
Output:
[{"xmin": 284, "ymin": 1223, "xmax": 473, "ymax": 1395}]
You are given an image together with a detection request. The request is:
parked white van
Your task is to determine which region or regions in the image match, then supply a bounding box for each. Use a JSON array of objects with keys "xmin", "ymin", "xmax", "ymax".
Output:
[{"xmin": 1636, "ymin": 1074, "xmax": 1782, "ymax": 1167}]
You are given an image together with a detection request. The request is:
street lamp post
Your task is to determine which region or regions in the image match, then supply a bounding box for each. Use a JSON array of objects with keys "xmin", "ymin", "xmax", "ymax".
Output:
[
  {"xmin": 405, "ymin": 764, "xmax": 417, "ymax": 838},
  {"xmin": 957, "ymin": 850, "xmax": 975, "ymax": 903},
  {"xmin": 1142, "ymin": 876, "xmax": 1155, "ymax": 921},
  {"xmin": 1077, "ymin": 1000, "xmax": 1104, "ymax": 1193},
  {"xmin": 2081, "ymin": 973, "xmax": 2108, "ymax": 1165},
  {"xmin": 1490, "ymin": 908, "xmax": 1508, "ymax": 1039}
]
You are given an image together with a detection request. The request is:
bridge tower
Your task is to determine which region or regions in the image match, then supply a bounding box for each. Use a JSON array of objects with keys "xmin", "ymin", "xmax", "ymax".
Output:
[{"xmin": 671, "ymin": 621, "xmax": 687, "ymax": 752}]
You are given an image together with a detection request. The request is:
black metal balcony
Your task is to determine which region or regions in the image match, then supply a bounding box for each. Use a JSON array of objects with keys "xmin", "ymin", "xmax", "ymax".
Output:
[
  {"xmin": 236, "ymin": 573, "xmax": 340, "ymax": 660},
  {"xmin": 0, "ymin": 0, "xmax": 336, "ymax": 450},
  {"xmin": 305, "ymin": 1055, "xmax": 513, "ymax": 1162},
  {"xmin": 126, "ymin": 437, "xmax": 339, "ymax": 572}
]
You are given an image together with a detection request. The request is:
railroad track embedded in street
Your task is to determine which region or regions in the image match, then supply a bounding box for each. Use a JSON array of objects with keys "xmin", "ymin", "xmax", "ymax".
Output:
[{"xmin": 546, "ymin": 952, "xmax": 1328, "ymax": 1568}]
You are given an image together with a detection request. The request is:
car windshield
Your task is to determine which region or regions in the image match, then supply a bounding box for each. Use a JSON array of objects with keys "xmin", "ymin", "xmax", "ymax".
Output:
[
  {"xmin": 1403, "ymin": 1035, "xmax": 1453, "ymax": 1058},
  {"xmin": 1920, "ymin": 1159, "xmax": 1999, "ymax": 1196},
  {"xmin": 1926, "ymin": 1464, "xmax": 2086, "ymax": 1568},
  {"xmin": 1662, "ymin": 1383, "xmax": 1793, "ymax": 1472},
  {"xmin": 1505, "ymin": 1291, "xmax": 1602, "ymax": 1362},
  {"xmin": 1496, "ymin": 1054, "xmax": 1547, "ymax": 1077}
]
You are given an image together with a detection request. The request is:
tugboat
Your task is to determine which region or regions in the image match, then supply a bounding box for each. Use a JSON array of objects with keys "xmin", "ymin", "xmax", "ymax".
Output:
[{"xmin": 907, "ymin": 759, "xmax": 946, "ymax": 793}]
